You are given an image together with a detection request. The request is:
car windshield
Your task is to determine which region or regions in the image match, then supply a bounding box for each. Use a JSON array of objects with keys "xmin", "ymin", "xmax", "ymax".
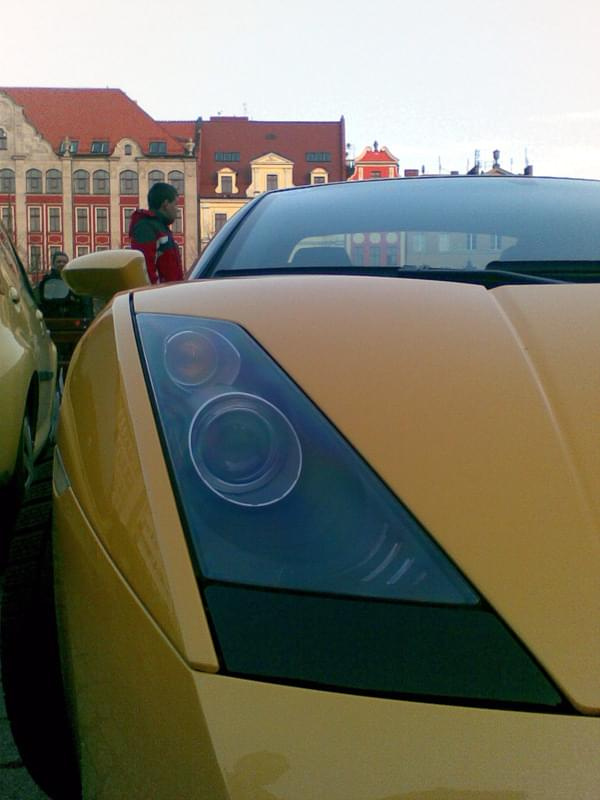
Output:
[{"xmin": 193, "ymin": 176, "xmax": 600, "ymax": 283}]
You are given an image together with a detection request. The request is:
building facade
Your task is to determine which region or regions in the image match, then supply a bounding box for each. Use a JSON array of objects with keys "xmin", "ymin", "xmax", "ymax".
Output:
[
  {"xmin": 0, "ymin": 88, "xmax": 198, "ymax": 276},
  {"xmin": 0, "ymin": 88, "xmax": 348, "ymax": 273},
  {"xmin": 348, "ymin": 142, "xmax": 399, "ymax": 181},
  {"xmin": 197, "ymin": 115, "xmax": 347, "ymax": 251}
]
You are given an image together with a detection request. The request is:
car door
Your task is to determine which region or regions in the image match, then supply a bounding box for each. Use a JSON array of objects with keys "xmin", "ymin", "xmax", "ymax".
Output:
[{"xmin": 0, "ymin": 225, "xmax": 56, "ymax": 463}]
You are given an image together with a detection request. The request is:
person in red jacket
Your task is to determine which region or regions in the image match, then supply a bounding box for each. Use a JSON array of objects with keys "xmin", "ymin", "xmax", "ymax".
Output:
[{"xmin": 129, "ymin": 182, "xmax": 184, "ymax": 283}]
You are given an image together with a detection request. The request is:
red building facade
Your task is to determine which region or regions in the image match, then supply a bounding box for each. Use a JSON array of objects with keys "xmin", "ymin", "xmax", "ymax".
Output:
[{"xmin": 348, "ymin": 142, "xmax": 399, "ymax": 181}]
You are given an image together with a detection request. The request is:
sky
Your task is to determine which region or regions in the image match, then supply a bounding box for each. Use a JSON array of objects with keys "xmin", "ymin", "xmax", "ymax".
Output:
[{"xmin": 5, "ymin": 0, "xmax": 600, "ymax": 178}]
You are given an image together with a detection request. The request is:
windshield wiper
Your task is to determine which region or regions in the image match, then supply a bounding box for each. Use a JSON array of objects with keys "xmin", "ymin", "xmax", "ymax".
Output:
[
  {"xmin": 210, "ymin": 265, "xmax": 565, "ymax": 288},
  {"xmin": 486, "ymin": 260, "xmax": 600, "ymax": 283}
]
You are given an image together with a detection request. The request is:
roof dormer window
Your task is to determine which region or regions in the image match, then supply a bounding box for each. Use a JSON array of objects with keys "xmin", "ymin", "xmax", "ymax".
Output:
[
  {"xmin": 215, "ymin": 151, "xmax": 240, "ymax": 162},
  {"xmin": 149, "ymin": 141, "xmax": 167, "ymax": 155},
  {"xmin": 216, "ymin": 168, "xmax": 238, "ymax": 195},
  {"xmin": 91, "ymin": 140, "xmax": 110, "ymax": 154},
  {"xmin": 310, "ymin": 168, "xmax": 328, "ymax": 185},
  {"xmin": 306, "ymin": 151, "xmax": 331, "ymax": 162},
  {"xmin": 59, "ymin": 139, "xmax": 79, "ymax": 154},
  {"xmin": 0, "ymin": 128, "xmax": 7, "ymax": 150}
]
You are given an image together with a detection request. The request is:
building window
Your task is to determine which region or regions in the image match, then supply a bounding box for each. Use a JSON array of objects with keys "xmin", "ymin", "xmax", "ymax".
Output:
[
  {"xmin": 369, "ymin": 246, "xmax": 381, "ymax": 266},
  {"xmin": 59, "ymin": 139, "xmax": 79, "ymax": 154},
  {"xmin": 214, "ymin": 213, "xmax": 227, "ymax": 232},
  {"xmin": 0, "ymin": 128, "xmax": 7, "ymax": 150},
  {"xmin": 49, "ymin": 245, "xmax": 61, "ymax": 263},
  {"xmin": 120, "ymin": 170, "xmax": 138, "ymax": 195},
  {"xmin": 76, "ymin": 246, "xmax": 90, "ymax": 258},
  {"xmin": 0, "ymin": 169, "xmax": 15, "ymax": 194},
  {"xmin": 148, "ymin": 170, "xmax": 165, "ymax": 188},
  {"xmin": 266, "ymin": 174, "xmax": 278, "ymax": 191},
  {"xmin": 29, "ymin": 245, "xmax": 42, "ymax": 271},
  {"xmin": 173, "ymin": 207, "xmax": 183, "ymax": 234},
  {"xmin": 76, "ymin": 207, "xmax": 89, "ymax": 233},
  {"xmin": 215, "ymin": 151, "xmax": 240, "ymax": 162},
  {"xmin": 221, "ymin": 175, "xmax": 233, "ymax": 194},
  {"xmin": 168, "ymin": 170, "xmax": 184, "ymax": 194},
  {"xmin": 313, "ymin": 175, "xmax": 325, "ymax": 184},
  {"xmin": 371, "ymin": 170, "xmax": 382, "ymax": 178},
  {"xmin": 149, "ymin": 141, "xmax": 167, "ymax": 155},
  {"xmin": 48, "ymin": 207, "xmax": 61, "ymax": 232},
  {"xmin": 73, "ymin": 170, "xmax": 90, "ymax": 194},
  {"xmin": 1, "ymin": 206, "xmax": 14, "ymax": 231},
  {"xmin": 95, "ymin": 245, "xmax": 110, "ymax": 252},
  {"xmin": 310, "ymin": 168, "xmax": 328, "ymax": 185},
  {"xmin": 95, "ymin": 207, "xmax": 109, "ymax": 233},
  {"xmin": 386, "ymin": 248, "xmax": 398, "ymax": 266},
  {"xmin": 124, "ymin": 144, "xmax": 132, "ymax": 156},
  {"xmin": 93, "ymin": 170, "xmax": 110, "ymax": 194},
  {"xmin": 28, "ymin": 206, "xmax": 41, "ymax": 232},
  {"xmin": 306, "ymin": 152, "xmax": 331, "ymax": 162},
  {"xmin": 26, "ymin": 169, "xmax": 43, "ymax": 193},
  {"xmin": 91, "ymin": 140, "xmax": 110, "ymax": 154},
  {"xmin": 411, "ymin": 232, "xmax": 425, "ymax": 253},
  {"xmin": 216, "ymin": 168, "xmax": 237, "ymax": 195},
  {"xmin": 46, "ymin": 169, "xmax": 63, "ymax": 194},
  {"xmin": 122, "ymin": 207, "xmax": 135, "ymax": 234}
]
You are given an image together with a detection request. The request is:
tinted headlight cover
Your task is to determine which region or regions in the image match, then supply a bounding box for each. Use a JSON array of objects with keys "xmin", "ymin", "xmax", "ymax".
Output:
[
  {"xmin": 137, "ymin": 313, "xmax": 564, "ymax": 709},
  {"xmin": 137, "ymin": 313, "xmax": 477, "ymax": 604}
]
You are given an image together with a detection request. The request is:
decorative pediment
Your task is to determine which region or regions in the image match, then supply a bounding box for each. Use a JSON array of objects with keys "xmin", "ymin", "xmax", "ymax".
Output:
[{"xmin": 250, "ymin": 151, "xmax": 294, "ymax": 167}]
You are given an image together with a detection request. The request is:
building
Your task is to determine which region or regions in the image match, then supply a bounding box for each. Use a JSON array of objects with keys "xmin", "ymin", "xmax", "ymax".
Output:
[
  {"xmin": 0, "ymin": 87, "xmax": 198, "ymax": 275},
  {"xmin": 197, "ymin": 115, "xmax": 346, "ymax": 250},
  {"xmin": 467, "ymin": 149, "xmax": 533, "ymax": 177},
  {"xmin": 347, "ymin": 142, "xmax": 399, "ymax": 181},
  {"xmin": 0, "ymin": 88, "xmax": 348, "ymax": 273}
]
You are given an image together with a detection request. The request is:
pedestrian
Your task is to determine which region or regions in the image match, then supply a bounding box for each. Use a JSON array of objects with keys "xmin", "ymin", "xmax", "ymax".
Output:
[
  {"xmin": 37, "ymin": 251, "xmax": 93, "ymax": 319},
  {"xmin": 129, "ymin": 182, "xmax": 184, "ymax": 284}
]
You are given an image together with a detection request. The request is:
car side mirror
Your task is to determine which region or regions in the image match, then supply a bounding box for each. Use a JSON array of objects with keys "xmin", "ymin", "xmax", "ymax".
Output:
[{"xmin": 62, "ymin": 249, "xmax": 150, "ymax": 301}]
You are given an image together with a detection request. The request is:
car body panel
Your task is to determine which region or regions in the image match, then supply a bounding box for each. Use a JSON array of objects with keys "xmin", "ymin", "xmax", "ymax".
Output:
[
  {"xmin": 0, "ymin": 221, "xmax": 56, "ymax": 483},
  {"xmin": 41, "ymin": 178, "xmax": 600, "ymax": 798},
  {"xmin": 54, "ymin": 474, "xmax": 600, "ymax": 800},
  {"xmin": 197, "ymin": 673, "xmax": 600, "ymax": 800},
  {"xmin": 56, "ymin": 294, "xmax": 218, "ymax": 669},
  {"xmin": 133, "ymin": 276, "xmax": 600, "ymax": 712},
  {"xmin": 53, "ymin": 481, "xmax": 227, "ymax": 799}
]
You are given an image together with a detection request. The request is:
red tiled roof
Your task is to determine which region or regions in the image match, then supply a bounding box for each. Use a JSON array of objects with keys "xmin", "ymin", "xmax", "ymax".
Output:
[
  {"xmin": 354, "ymin": 146, "xmax": 399, "ymax": 164},
  {"xmin": 0, "ymin": 87, "xmax": 185, "ymax": 155},
  {"xmin": 158, "ymin": 120, "xmax": 196, "ymax": 142},
  {"xmin": 198, "ymin": 116, "xmax": 346, "ymax": 196}
]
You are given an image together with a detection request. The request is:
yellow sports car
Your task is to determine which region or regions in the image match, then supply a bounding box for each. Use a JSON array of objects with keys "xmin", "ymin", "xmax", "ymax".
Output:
[
  {"xmin": 2, "ymin": 177, "xmax": 599, "ymax": 799},
  {"xmin": 0, "ymin": 218, "xmax": 56, "ymax": 530}
]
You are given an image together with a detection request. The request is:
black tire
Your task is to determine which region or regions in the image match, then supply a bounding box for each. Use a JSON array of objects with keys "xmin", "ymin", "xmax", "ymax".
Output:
[
  {"xmin": 1, "ymin": 415, "xmax": 36, "ymax": 564},
  {"xmin": 1, "ymin": 448, "xmax": 81, "ymax": 799},
  {"xmin": 13, "ymin": 413, "xmax": 35, "ymax": 500}
]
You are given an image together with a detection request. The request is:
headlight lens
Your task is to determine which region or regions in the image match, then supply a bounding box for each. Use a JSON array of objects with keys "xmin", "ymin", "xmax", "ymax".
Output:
[
  {"xmin": 189, "ymin": 391, "xmax": 302, "ymax": 506},
  {"xmin": 137, "ymin": 313, "xmax": 478, "ymax": 605}
]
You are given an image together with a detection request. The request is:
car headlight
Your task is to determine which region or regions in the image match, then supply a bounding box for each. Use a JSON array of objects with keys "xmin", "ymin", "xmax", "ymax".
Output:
[
  {"xmin": 137, "ymin": 313, "xmax": 476, "ymax": 605},
  {"xmin": 137, "ymin": 313, "xmax": 563, "ymax": 710}
]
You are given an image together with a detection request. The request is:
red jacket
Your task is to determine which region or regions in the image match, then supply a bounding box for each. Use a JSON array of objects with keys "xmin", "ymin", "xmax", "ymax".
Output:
[{"xmin": 129, "ymin": 209, "xmax": 183, "ymax": 284}]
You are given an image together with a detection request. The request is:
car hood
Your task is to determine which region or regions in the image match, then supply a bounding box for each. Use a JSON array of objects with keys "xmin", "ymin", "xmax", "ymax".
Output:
[{"xmin": 133, "ymin": 275, "xmax": 600, "ymax": 713}]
